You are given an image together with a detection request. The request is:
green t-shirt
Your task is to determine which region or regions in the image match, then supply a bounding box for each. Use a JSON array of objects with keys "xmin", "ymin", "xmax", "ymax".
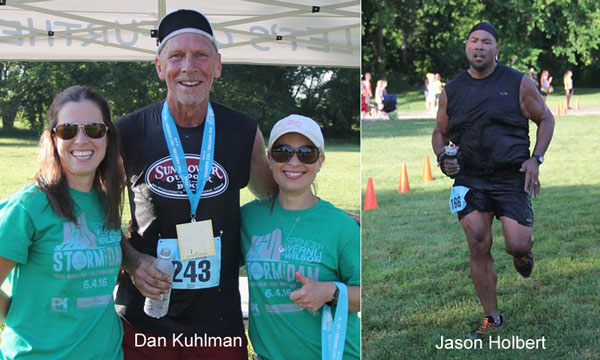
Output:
[
  {"xmin": 241, "ymin": 197, "xmax": 360, "ymax": 360},
  {"xmin": 0, "ymin": 184, "xmax": 123, "ymax": 360}
]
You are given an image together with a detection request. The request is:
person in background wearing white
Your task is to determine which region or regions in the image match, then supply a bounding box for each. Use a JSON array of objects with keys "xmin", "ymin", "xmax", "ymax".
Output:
[{"xmin": 563, "ymin": 70, "xmax": 574, "ymax": 109}]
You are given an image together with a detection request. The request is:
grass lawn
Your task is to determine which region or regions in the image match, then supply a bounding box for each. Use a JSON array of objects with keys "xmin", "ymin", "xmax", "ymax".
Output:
[
  {"xmin": 361, "ymin": 115, "xmax": 600, "ymax": 359},
  {"xmin": 0, "ymin": 134, "xmax": 359, "ymax": 217}
]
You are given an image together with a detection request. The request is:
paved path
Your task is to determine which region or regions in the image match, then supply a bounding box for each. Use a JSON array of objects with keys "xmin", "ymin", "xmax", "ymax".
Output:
[
  {"xmin": 362, "ymin": 107, "xmax": 600, "ymax": 121},
  {"xmin": 563, "ymin": 107, "xmax": 600, "ymax": 116}
]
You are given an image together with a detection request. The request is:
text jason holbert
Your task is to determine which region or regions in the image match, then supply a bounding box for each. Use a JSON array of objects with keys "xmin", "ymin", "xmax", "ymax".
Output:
[
  {"xmin": 436, "ymin": 335, "xmax": 547, "ymax": 350},
  {"xmin": 136, "ymin": 333, "xmax": 243, "ymax": 348}
]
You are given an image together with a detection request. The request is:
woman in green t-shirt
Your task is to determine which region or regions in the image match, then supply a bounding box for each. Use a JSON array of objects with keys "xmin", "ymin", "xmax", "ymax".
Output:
[
  {"xmin": 241, "ymin": 115, "xmax": 360, "ymax": 360},
  {"xmin": 0, "ymin": 86, "xmax": 126, "ymax": 359}
]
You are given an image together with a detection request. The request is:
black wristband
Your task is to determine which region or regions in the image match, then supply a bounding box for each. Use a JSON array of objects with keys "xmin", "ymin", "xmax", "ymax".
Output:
[
  {"xmin": 326, "ymin": 286, "xmax": 339, "ymax": 307},
  {"xmin": 436, "ymin": 150, "xmax": 446, "ymax": 164}
]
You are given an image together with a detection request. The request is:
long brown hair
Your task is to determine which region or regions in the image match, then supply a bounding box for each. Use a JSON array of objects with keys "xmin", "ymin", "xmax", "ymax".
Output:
[{"xmin": 34, "ymin": 86, "xmax": 125, "ymax": 229}]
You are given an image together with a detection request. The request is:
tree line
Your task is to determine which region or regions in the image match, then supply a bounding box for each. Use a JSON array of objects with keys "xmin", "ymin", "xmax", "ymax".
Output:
[
  {"xmin": 362, "ymin": 0, "xmax": 600, "ymax": 90},
  {"xmin": 0, "ymin": 62, "xmax": 359, "ymax": 139}
]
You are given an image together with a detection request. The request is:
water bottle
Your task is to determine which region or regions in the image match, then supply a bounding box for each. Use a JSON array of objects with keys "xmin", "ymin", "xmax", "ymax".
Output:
[
  {"xmin": 443, "ymin": 143, "xmax": 458, "ymax": 158},
  {"xmin": 442, "ymin": 143, "xmax": 460, "ymax": 178},
  {"xmin": 143, "ymin": 248, "xmax": 175, "ymax": 319}
]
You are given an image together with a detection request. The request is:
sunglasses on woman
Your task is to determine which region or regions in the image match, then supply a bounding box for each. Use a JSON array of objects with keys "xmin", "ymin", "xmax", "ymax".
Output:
[
  {"xmin": 53, "ymin": 123, "xmax": 108, "ymax": 140},
  {"xmin": 270, "ymin": 144, "xmax": 320, "ymax": 164}
]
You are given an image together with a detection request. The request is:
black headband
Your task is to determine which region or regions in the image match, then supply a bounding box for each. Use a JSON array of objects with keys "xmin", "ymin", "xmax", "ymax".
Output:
[
  {"xmin": 468, "ymin": 22, "xmax": 498, "ymax": 42},
  {"xmin": 157, "ymin": 9, "xmax": 217, "ymax": 53}
]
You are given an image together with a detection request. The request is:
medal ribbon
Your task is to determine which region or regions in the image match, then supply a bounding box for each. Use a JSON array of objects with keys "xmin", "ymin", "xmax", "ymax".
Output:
[
  {"xmin": 161, "ymin": 101, "xmax": 215, "ymax": 220},
  {"xmin": 321, "ymin": 282, "xmax": 348, "ymax": 360}
]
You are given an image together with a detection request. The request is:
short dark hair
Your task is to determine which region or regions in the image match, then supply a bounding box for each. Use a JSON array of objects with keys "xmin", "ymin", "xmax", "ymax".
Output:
[{"xmin": 34, "ymin": 86, "xmax": 125, "ymax": 229}]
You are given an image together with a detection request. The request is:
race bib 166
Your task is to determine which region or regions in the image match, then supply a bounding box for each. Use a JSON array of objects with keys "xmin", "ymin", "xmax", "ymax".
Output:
[{"xmin": 449, "ymin": 186, "xmax": 470, "ymax": 214}]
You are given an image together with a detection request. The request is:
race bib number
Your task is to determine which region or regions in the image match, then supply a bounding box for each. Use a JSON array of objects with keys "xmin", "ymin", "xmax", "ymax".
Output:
[
  {"xmin": 449, "ymin": 186, "xmax": 469, "ymax": 213},
  {"xmin": 157, "ymin": 237, "xmax": 221, "ymax": 289}
]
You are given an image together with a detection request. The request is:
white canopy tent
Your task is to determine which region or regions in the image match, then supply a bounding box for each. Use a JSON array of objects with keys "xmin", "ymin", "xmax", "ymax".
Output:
[
  {"xmin": 0, "ymin": 0, "xmax": 360, "ymax": 67},
  {"xmin": 0, "ymin": 1, "xmax": 360, "ymax": 318}
]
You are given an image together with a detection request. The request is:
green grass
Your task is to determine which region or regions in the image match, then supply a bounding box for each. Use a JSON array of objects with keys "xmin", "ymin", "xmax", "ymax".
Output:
[
  {"xmin": 0, "ymin": 135, "xmax": 359, "ymax": 218},
  {"xmin": 0, "ymin": 135, "xmax": 40, "ymax": 197},
  {"xmin": 392, "ymin": 87, "xmax": 600, "ymax": 114},
  {"xmin": 361, "ymin": 115, "xmax": 600, "ymax": 359}
]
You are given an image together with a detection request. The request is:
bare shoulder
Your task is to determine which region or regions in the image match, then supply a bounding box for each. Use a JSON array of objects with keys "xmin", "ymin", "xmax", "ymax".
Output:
[{"xmin": 519, "ymin": 75, "xmax": 545, "ymax": 123}]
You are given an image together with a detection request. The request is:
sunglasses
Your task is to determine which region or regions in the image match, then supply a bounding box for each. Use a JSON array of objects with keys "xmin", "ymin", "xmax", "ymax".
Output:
[
  {"xmin": 270, "ymin": 144, "xmax": 320, "ymax": 164},
  {"xmin": 53, "ymin": 123, "xmax": 108, "ymax": 140}
]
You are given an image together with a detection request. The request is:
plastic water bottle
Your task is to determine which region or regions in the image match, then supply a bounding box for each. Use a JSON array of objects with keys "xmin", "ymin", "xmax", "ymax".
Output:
[
  {"xmin": 442, "ymin": 143, "xmax": 460, "ymax": 178},
  {"xmin": 143, "ymin": 248, "xmax": 174, "ymax": 319},
  {"xmin": 443, "ymin": 143, "xmax": 459, "ymax": 157}
]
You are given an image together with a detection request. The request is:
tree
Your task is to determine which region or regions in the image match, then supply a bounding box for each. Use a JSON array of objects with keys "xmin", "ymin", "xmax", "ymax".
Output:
[
  {"xmin": 296, "ymin": 68, "xmax": 359, "ymax": 138},
  {"xmin": 0, "ymin": 63, "xmax": 23, "ymax": 131},
  {"xmin": 0, "ymin": 63, "xmax": 358, "ymax": 139},
  {"xmin": 362, "ymin": 0, "xmax": 600, "ymax": 88}
]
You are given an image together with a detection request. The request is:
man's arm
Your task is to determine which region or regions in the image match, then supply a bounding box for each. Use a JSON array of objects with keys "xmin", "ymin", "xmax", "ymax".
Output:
[
  {"xmin": 432, "ymin": 89, "xmax": 449, "ymax": 155},
  {"xmin": 121, "ymin": 234, "xmax": 171, "ymax": 300},
  {"xmin": 247, "ymin": 127, "xmax": 277, "ymax": 199},
  {"xmin": 519, "ymin": 75, "xmax": 556, "ymax": 196},
  {"xmin": 431, "ymin": 90, "xmax": 460, "ymax": 177}
]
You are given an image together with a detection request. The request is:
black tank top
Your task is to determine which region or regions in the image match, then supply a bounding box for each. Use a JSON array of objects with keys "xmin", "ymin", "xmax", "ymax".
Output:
[
  {"xmin": 115, "ymin": 101, "xmax": 256, "ymax": 337},
  {"xmin": 445, "ymin": 64, "xmax": 530, "ymax": 177}
]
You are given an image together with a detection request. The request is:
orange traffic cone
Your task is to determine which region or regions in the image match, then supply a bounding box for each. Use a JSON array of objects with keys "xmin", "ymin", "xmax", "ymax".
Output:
[
  {"xmin": 421, "ymin": 155, "xmax": 433, "ymax": 183},
  {"xmin": 364, "ymin": 177, "xmax": 378, "ymax": 210},
  {"xmin": 398, "ymin": 163, "xmax": 410, "ymax": 193}
]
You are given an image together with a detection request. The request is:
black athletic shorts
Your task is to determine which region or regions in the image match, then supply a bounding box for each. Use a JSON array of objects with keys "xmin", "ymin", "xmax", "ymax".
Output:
[{"xmin": 454, "ymin": 174, "xmax": 534, "ymax": 227}]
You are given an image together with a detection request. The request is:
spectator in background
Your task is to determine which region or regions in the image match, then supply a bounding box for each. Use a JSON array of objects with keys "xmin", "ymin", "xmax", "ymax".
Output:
[
  {"xmin": 361, "ymin": 73, "xmax": 373, "ymax": 118},
  {"xmin": 540, "ymin": 70, "xmax": 553, "ymax": 101},
  {"xmin": 563, "ymin": 70, "xmax": 574, "ymax": 109},
  {"xmin": 375, "ymin": 79, "xmax": 388, "ymax": 118},
  {"xmin": 424, "ymin": 73, "xmax": 432, "ymax": 111},
  {"xmin": 425, "ymin": 73, "xmax": 435, "ymax": 111},
  {"xmin": 433, "ymin": 73, "xmax": 443, "ymax": 110}
]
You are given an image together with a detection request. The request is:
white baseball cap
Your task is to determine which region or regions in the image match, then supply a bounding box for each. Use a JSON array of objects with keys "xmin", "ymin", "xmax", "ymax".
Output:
[{"xmin": 268, "ymin": 115, "xmax": 324, "ymax": 152}]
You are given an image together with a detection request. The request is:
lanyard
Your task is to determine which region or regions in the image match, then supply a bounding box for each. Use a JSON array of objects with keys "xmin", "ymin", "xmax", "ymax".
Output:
[
  {"xmin": 161, "ymin": 101, "xmax": 215, "ymax": 221},
  {"xmin": 321, "ymin": 282, "xmax": 348, "ymax": 360}
]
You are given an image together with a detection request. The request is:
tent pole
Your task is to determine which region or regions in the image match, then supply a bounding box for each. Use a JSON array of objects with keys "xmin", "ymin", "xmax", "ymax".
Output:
[{"xmin": 158, "ymin": 0, "xmax": 166, "ymax": 22}]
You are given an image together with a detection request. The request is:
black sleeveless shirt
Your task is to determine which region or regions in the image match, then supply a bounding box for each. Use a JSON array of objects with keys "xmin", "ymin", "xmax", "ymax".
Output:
[
  {"xmin": 445, "ymin": 64, "xmax": 530, "ymax": 177},
  {"xmin": 115, "ymin": 101, "xmax": 256, "ymax": 337}
]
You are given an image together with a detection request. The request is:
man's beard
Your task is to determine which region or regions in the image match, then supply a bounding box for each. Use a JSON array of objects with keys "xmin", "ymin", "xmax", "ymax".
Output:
[{"xmin": 468, "ymin": 57, "xmax": 494, "ymax": 72}]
